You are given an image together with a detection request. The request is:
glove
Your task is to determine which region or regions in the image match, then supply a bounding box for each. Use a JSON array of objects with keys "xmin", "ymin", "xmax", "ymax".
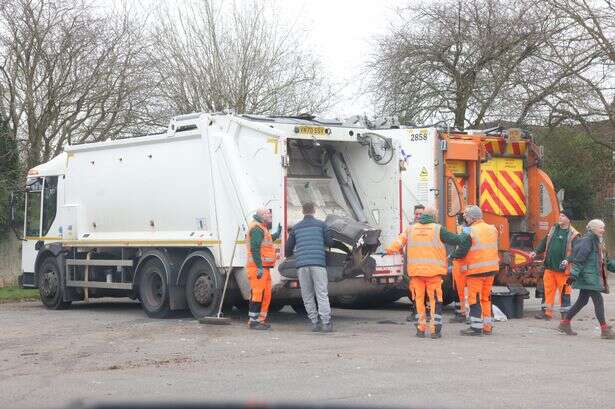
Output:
[
  {"xmin": 529, "ymin": 251, "xmax": 536, "ymax": 260},
  {"xmin": 559, "ymin": 260, "xmax": 569, "ymax": 270},
  {"xmin": 462, "ymin": 226, "xmax": 471, "ymax": 234},
  {"xmin": 256, "ymin": 267, "xmax": 264, "ymax": 279}
]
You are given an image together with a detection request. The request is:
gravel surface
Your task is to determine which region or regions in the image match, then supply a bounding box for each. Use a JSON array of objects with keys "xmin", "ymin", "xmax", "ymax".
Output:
[{"xmin": 2, "ymin": 281, "xmax": 615, "ymax": 409}]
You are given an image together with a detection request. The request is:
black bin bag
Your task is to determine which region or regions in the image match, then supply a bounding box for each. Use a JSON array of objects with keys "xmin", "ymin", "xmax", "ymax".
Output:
[{"xmin": 278, "ymin": 214, "xmax": 381, "ymax": 282}]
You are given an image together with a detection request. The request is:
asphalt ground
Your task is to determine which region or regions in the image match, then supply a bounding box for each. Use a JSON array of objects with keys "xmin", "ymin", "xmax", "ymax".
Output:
[{"xmin": 2, "ymin": 280, "xmax": 615, "ymax": 409}]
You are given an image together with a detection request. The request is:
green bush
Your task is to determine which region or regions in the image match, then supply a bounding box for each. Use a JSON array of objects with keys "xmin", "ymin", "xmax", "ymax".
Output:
[
  {"xmin": 0, "ymin": 115, "xmax": 21, "ymax": 240},
  {"xmin": 536, "ymin": 127, "xmax": 615, "ymax": 220}
]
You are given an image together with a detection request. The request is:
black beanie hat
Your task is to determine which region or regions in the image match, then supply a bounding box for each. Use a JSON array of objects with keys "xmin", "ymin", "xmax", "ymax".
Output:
[{"xmin": 560, "ymin": 208, "xmax": 574, "ymax": 220}]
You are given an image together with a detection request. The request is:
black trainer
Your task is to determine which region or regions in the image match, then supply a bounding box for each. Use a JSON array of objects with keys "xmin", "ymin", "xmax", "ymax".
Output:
[
  {"xmin": 460, "ymin": 327, "xmax": 482, "ymax": 336},
  {"xmin": 249, "ymin": 321, "xmax": 271, "ymax": 330},
  {"xmin": 321, "ymin": 322, "xmax": 333, "ymax": 333}
]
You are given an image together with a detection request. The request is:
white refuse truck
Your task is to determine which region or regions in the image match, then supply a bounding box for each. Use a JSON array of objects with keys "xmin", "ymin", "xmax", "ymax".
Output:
[{"xmin": 19, "ymin": 113, "xmax": 409, "ymax": 318}]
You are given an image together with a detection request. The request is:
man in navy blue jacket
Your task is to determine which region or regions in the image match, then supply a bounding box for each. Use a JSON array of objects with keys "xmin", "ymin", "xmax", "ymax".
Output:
[{"xmin": 286, "ymin": 202, "xmax": 333, "ymax": 332}]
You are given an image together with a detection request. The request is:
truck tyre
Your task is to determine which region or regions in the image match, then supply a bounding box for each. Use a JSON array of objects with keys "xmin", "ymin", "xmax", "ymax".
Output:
[
  {"xmin": 184, "ymin": 254, "xmax": 223, "ymax": 319},
  {"xmin": 138, "ymin": 258, "xmax": 171, "ymax": 318},
  {"xmin": 38, "ymin": 257, "xmax": 71, "ymax": 310}
]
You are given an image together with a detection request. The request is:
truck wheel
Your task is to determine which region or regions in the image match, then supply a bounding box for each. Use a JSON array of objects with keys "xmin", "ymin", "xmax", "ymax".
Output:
[
  {"xmin": 184, "ymin": 255, "xmax": 222, "ymax": 319},
  {"xmin": 38, "ymin": 257, "xmax": 71, "ymax": 310},
  {"xmin": 138, "ymin": 258, "xmax": 171, "ymax": 318}
]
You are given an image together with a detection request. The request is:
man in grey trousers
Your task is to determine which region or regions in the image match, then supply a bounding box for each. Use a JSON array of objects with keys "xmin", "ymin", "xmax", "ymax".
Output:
[{"xmin": 285, "ymin": 202, "xmax": 333, "ymax": 332}]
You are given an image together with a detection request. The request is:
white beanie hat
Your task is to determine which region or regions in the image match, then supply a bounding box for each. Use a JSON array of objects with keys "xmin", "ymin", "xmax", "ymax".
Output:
[
  {"xmin": 463, "ymin": 205, "xmax": 483, "ymax": 223},
  {"xmin": 586, "ymin": 219, "xmax": 605, "ymax": 234}
]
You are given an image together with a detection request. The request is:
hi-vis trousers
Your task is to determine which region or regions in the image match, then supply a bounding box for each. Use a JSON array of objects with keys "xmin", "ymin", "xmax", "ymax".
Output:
[
  {"xmin": 410, "ymin": 276, "xmax": 443, "ymax": 334},
  {"xmin": 467, "ymin": 275, "xmax": 495, "ymax": 333},
  {"xmin": 247, "ymin": 267, "xmax": 272, "ymax": 322}
]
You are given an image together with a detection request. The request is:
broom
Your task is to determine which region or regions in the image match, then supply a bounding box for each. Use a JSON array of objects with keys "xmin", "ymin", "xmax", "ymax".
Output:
[{"xmin": 199, "ymin": 226, "xmax": 241, "ymax": 325}]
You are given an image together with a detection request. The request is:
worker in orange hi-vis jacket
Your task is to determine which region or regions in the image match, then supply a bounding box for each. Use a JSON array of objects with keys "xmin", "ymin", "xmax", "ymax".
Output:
[
  {"xmin": 452, "ymin": 205, "xmax": 500, "ymax": 336},
  {"xmin": 386, "ymin": 207, "xmax": 467, "ymax": 339}
]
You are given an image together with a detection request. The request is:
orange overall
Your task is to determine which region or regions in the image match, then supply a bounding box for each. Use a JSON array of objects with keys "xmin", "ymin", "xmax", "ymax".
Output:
[
  {"xmin": 452, "ymin": 258, "xmax": 467, "ymax": 316},
  {"xmin": 541, "ymin": 226, "xmax": 579, "ymax": 318},
  {"xmin": 464, "ymin": 221, "xmax": 499, "ymax": 333},
  {"xmin": 246, "ymin": 220, "xmax": 275, "ymax": 323},
  {"xmin": 387, "ymin": 223, "xmax": 447, "ymax": 335}
]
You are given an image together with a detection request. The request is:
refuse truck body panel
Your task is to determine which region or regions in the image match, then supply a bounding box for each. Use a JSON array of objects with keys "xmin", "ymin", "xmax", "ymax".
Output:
[
  {"xmin": 19, "ymin": 113, "xmax": 406, "ymax": 318},
  {"xmin": 378, "ymin": 126, "xmax": 559, "ymax": 296}
]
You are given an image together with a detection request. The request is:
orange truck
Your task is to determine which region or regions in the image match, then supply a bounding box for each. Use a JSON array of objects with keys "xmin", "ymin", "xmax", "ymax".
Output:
[{"xmin": 380, "ymin": 126, "xmax": 559, "ymax": 303}]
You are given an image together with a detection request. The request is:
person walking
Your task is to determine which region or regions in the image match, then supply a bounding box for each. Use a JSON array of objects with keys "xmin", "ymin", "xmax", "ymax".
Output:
[
  {"xmin": 452, "ymin": 205, "xmax": 500, "ymax": 336},
  {"xmin": 285, "ymin": 202, "xmax": 334, "ymax": 333},
  {"xmin": 559, "ymin": 219, "xmax": 615, "ymax": 339},
  {"xmin": 386, "ymin": 207, "xmax": 466, "ymax": 339},
  {"xmin": 531, "ymin": 209, "xmax": 580, "ymax": 320},
  {"xmin": 246, "ymin": 208, "xmax": 281, "ymax": 330}
]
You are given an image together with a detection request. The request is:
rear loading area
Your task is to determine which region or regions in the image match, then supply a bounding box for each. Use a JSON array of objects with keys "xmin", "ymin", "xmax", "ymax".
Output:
[
  {"xmin": 278, "ymin": 137, "xmax": 405, "ymax": 304},
  {"xmin": 285, "ymin": 137, "xmax": 400, "ymax": 246}
]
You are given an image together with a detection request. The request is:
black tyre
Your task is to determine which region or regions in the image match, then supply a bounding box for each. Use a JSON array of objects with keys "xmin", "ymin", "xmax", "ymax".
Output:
[
  {"xmin": 138, "ymin": 258, "xmax": 171, "ymax": 318},
  {"xmin": 184, "ymin": 254, "xmax": 223, "ymax": 319},
  {"xmin": 38, "ymin": 257, "xmax": 71, "ymax": 310}
]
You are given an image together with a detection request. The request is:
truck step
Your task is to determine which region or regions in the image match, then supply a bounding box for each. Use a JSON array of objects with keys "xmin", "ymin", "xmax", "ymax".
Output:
[
  {"xmin": 66, "ymin": 280, "xmax": 133, "ymax": 290},
  {"xmin": 66, "ymin": 259, "xmax": 133, "ymax": 267}
]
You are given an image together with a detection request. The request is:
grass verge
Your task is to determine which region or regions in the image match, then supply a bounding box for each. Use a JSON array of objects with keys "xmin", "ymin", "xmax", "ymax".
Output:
[{"xmin": 0, "ymin": 286, "xmax": 39, "ymax": 303}]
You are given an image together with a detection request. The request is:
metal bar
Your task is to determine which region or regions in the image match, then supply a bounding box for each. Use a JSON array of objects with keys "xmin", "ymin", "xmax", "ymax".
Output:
[
  {"xmin": 66, "ymin": 280, "xmax": 133, "ymax": 290},
  {"xmin": 66, "ymin": 259, "xmax": 133, "ymax": 267},
  {"xmin": 84, "ymin": 252, "xmax": 90, "ymax": 303}
]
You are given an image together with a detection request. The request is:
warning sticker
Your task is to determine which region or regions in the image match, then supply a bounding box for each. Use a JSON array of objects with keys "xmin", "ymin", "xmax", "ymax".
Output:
[{"xmin": 419, "ymin": 167, "xmax": 429, "ymax": 181}]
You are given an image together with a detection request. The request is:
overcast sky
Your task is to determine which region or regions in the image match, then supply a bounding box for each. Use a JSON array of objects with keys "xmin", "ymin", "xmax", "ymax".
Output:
[
  {"xmin": 117, "ymin": 0, "xmax": 409, "ymax": 118},
  {"xmin": 275, "ymin": 0, "xmax": 408, "ymax": 118}
]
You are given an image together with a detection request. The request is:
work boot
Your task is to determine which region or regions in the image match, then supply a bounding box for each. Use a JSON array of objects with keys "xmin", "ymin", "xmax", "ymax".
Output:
[
  {"xmin": 321, "ymin": 322, "xmax": 333, "ymax": 333},
  {"xmin": 416, "ymin": 328, "xmax": 425, "ymax": 338},
  {"xmin": 311, "ymin": 320, "xmax": 322, "ymax": 332},
  {"xmin": 483, "ymin": 329, "xmax": 493, "ymax": 336},
  {"xmin": 558, "ymin": 320, "xmax": 577, "ymax": 336},
  {"xmin": 601, "ymin": 326, "xmax": 615, "ymax": 339},
  {"xmin": 449, "ymin": 313, "xmax": 466, "ymax": 323},
  {"xmin": 534, "ymin": 311, "xmax": 552, "ymax": 321},
  {"xmin": 249, "ymin": 320, "xmax": 271, "ymax": 330},
  {"xmin": 460, "ymin": 328, "xmax": 482, "ymax": 336},
  {"xmin": 431, "ymin": 326, "xmax": 442, "ymax": 339}
]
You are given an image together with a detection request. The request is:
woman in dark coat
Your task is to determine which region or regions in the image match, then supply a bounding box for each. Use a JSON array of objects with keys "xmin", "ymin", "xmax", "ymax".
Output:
[{"xmin": 559, "ymin": 219, "xmax": 615, "ymax": 339}]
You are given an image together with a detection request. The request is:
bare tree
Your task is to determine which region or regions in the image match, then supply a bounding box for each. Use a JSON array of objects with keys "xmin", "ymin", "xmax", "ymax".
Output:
[
  {"xmin": 0, "ymin": 0, "xmax": 157, "ymax": 169},
  {"xmin": 149, "ymin": 0, "xmax": 331, "ymax": 116},
  {"xmin": 368, "ymin": 0, "xmax": 591, "ymax": 129},
  {"xmin": 544, "ymin": 0, "xmax": 615, "ymax": 150}
]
